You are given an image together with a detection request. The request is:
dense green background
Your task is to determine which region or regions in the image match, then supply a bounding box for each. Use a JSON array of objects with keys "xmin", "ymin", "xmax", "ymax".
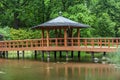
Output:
[{"xmin": 0, "ymin": 0, "xmax": 120, "ymax": 40}]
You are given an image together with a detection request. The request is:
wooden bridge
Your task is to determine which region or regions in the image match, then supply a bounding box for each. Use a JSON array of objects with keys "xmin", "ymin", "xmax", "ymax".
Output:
[{"xmin": 0, "ymin": 14, "xmax": 119, "ymax": 62}]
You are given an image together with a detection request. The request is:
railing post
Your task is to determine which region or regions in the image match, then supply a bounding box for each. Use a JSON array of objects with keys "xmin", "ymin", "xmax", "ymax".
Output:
[
  {"xmin": 91, "ymin": 39, "xmax": 94, "ymax": 48},
  {"xmin": 108, "ymin": 39, "xmax": 110, "ymax": 48},
  {"xmin": 56, "ymin": 38, "xmax": 58, "ymax": 46},
  {"xmin": 100, "ymin": 39, "xmax": 102, "ymax": 48},
  {"xmin": 116, "ymin": 39, "xmax": 118, "ymax": 48},
  {"xmin": 85, "ymin": 39, "xmax": 87, "ymax": 48}
]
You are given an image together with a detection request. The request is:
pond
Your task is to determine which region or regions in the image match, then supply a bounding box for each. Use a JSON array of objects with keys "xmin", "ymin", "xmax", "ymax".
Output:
[{"xmin": 0, "ymin": 59, "xmax": 119, "ymax": 80}]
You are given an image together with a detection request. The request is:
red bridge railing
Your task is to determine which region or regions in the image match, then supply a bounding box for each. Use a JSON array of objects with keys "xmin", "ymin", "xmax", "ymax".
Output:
[{"xmin": 0, "ymin": 38, "xmax": 119, "ymax": 51}]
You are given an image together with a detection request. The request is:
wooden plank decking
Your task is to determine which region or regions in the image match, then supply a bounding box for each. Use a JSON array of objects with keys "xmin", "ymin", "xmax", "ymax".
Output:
[{"xmin": 0, "ymin": 38, "xmax": 119, "ymax": 52}]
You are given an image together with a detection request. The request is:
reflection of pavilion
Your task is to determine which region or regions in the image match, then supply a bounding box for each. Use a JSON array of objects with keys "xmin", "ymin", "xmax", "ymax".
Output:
[{"xmin": 0, "ymin": 12, "xmax": 119, "ymax": 61}]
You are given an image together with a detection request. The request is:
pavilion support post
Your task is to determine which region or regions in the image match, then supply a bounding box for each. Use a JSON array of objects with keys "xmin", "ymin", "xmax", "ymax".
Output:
[
  {"xmin": 46, "ymin": 30, "xmax": 49, "ymax": 47},
  {"xmin": 47, "ymin": 51, "xmax": 50, "ymax": 62},
  {"xmin": 34, "ymin": 50, "xmax": 37, "ymax": 59},
  {"xmin": 64, "ymin": 28, "xmax": 67, "ymax": 46},
  {"xmin": 91, "ymin": 52, "xmax": 94, "ymax": 62},
  {"xmin": 77, "ymin": 28, "xmax": 80, "ymax": 46},
  {"xmin": 55, "ymin": 29, "xmax": 58, "ymax": 38},
  {"xmin": 54, "ymin": 51, "xmax": 57, "ymax": 61},
  {"xmin": 42, "ymin": 29, "xmax": 44, "ymax": 47},
  {"xmin": 103, "ymin": 52, "xmax": 106, "ymax": 57},
  {"xmin": 71, "ymin": 51, "xmax": 74, "ymax": 60},
  {"xmin": 17, "ymin": 51, "xmax": 20, "ymax": 59},
  {"xmin": 66, "ymin": 51, "xmax": 69, "ymax": 62},
  {"xmin": 78, "ymin": 51, "xmax": 81, "ymax": 61},
  {"xmin": 41, "ymin": 51, "xmax": 44, "ymax": 61},
  {"xmin": 22, "ymin": 51, "xmax": 25, "ymax": 59}
]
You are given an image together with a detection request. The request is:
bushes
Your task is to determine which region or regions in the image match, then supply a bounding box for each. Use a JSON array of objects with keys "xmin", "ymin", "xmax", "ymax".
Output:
[
  {"xmin": 10, "ymin": 28, "xmax": 41, "ymax": 40},
  {"xmin": 0, "ymin": 27, "xmax": 42, "ymax": 40}
]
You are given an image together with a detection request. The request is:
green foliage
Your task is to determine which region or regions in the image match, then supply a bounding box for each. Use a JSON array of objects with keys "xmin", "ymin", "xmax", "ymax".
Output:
[
  {"xmin": 10, "ymin": 28, "xmax": 41, "ymax": 40},
  {"xmin": 0, "ymin": 0, "xmax": 120, "ymax": 37},
  {"xmin": 108, "ymin": 49, "xmax": 120, "ymax": 64},
  {"xmin": 0, "ymin": 27, "xmax": 10, "ymax": 40}
]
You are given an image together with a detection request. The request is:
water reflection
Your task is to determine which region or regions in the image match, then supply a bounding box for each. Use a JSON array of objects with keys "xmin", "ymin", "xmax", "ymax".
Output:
[{"xmin": 0, "ymin": 59, "xmax": 120, "ymax": 80}]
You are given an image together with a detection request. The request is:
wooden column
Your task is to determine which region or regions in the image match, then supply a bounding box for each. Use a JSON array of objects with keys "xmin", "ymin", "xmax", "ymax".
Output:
[
  {"xmin": 41, "ymin": 51, "xmax": 44, "ymax": 61},
  {"xmin": 47, "ymin": 51, "xmax": 50, "ymax": 62},
  {"xmin": 91, "ymin": 52, "xmax": 94, "ymax": 62},
  {"xmin": 59, "ymin": 51, "xmax": 62, "ymax": 59},
  {"xmin": 77, "ymin": 28, "xmax": 80, "ymax": 46},
  {"xmin": 55, "ymin": 29, "xmax": 58, "ymax": 38},
  {"xmin": 71, "ymin": 51, "xmax": 74, "ymax": 60},
  {"xmin": 22, "ymin": 51, "xmax": 24, "ymax": 59},
  {"xmin": 34, "ymin": 50, "xmax": 37, "ymax": 59},
  {"xmin": 46, "ymin": 29, "xmax": 49, "ymax": 47},
  {"xmin": 54, "ymin": 51, "xmax": 57, "ymax": 61},
  {"xmin": 17, "ymin": 51, "xmax": 20, "ymax": 59},
  {"xmin": 5, "ymin": 51, "xmax": 8, "ymax": 59},
  {"xmin": 103, "ymin": 52, "xmax": 106, "ymax": 56},
  {"xmin": 66, "ymin": 51, "xmax": 69, "ymax": 62},
  {"xmin": 42, "ymin": 29, "xmax": 44, "ymax": 47},
  {"xmin": 64, "ymin": 28, "xmax": 67, "ymax": 46},
  {"xmin": 78, "ymin": 51, "xmax": 81, "ymax": 61}
]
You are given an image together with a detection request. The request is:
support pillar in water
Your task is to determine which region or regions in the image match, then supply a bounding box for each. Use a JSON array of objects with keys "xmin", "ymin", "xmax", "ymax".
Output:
[
  {"xmin": 71, "ymin": 51, "xmax": 74, "ymax": 60},
  {"xmin": 54, "ymin": 51, "xmax": 57, "ymax": 61},
  {"xmin": 59, "ymin": 51, "xmax": 62, "ymax": 59},
  {"xmin": 78, "ymin": 51, "xmax": 81, "ymax": 61},
  {"xmin": 103, "ymin": 52, "xmax": 106, "ymax": 56},
  {"xmin": 17, "ymin": 51, "xmax": 20, "ymax": 59},
  {"xmin": 34, "ymin": 50, "xmax": 37, "ymax": 59},
  {"xmin": 66, "ymin": 51, "xmax": 69, "ymax": 62},
  {"xmin": 22, "ymin": 51, "xmax": 25, "ymax": 59},
  {"xmin": 47, "ymin": 51, "xmax": 50, "ymax": 62},
  {"xmin": 5, "ymin": 51, "xmax": 8, "ymax": 59},
  {"xmin": 91, "ymin": 52, "xmax": 94, "ymax": 62},
  {"xmin": 41, "ymin": 51, "xmax": 44, "ymax": 61}
]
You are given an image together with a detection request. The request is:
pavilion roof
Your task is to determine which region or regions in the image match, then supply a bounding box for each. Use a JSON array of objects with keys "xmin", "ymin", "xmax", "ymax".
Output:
[{"xmin": 32, "ymin": 16, "xmax": 89, "ymax": 29}]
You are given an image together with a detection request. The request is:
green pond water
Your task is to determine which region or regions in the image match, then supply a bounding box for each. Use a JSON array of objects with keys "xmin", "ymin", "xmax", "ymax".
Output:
[{"xmin": 0, "ymin": 59, "xmax": 119, "ymax": 80}]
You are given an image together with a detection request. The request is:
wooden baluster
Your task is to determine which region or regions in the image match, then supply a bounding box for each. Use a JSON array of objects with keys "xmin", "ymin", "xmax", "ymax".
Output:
[
  {"xmin": 105, "ymin": 39, "xmax": 106, "ymax": 46},
  {"xmin": 100, "ymin": 39, "xmax": 102, "ymax": 48},
  {"xmin": 91, "ymin": 39, "xmax": 94, "ymax": 48},
  {"xmin": 112, "ymin": 39, "xmax": 114, "ymax": 47},
  {"xmin": 56, "ymin": 38, "xmax": 58, "ymax": 46},
  {"xmin": 72, "ymin": 38, "xmax": 73, "ymax": 46},
  {"xmin": 31, "ymin": 40, "xmax": 33, "ymax": 48},
  {"xmin": 85, "ymin": 39, "xmax": 87, "ymax": 48},
  {"xmin": 108, "ymin": 39, "xmax": 110, "ymax": 48},
  {"xmin": 116, "ymin": 39, "xmax": 118, "ymax": 48}
]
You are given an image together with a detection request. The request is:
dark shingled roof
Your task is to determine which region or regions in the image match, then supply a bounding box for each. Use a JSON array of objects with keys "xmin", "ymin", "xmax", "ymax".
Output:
[{"xmin": 32, "ymin": 16, "xmax": 89, "ymax": 29}]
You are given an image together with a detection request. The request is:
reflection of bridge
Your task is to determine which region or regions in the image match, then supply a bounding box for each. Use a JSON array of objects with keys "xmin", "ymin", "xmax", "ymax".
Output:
[
  {"xmin": 45, "ymin": 63, "xmax": 120, "ymax": 80},
  {"xmin": 0, "ymin": 14, "xmax": 119, "ymax": 62}
]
